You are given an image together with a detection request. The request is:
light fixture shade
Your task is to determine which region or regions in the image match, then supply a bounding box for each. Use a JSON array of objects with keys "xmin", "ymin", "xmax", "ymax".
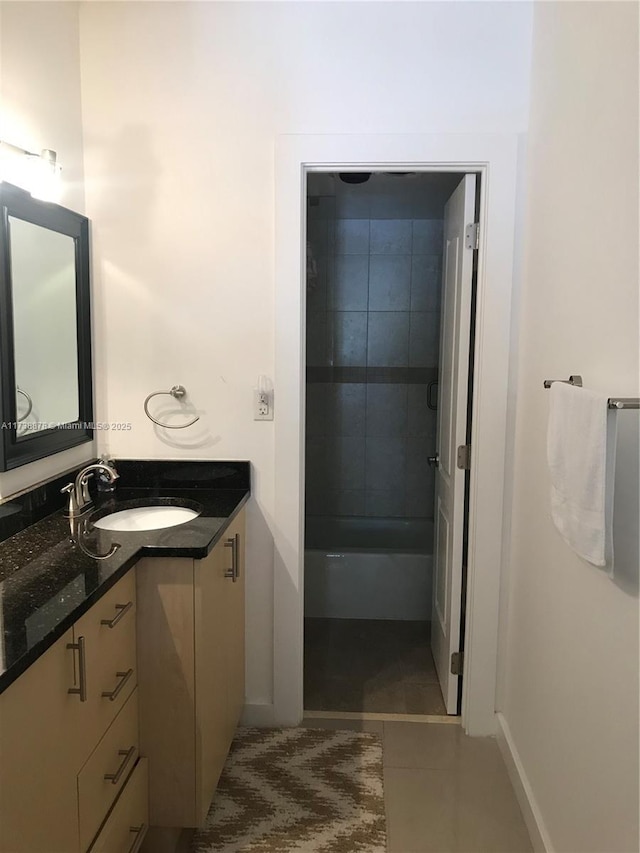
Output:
[
  {"xmin": 0, "ymin": 142, "xmax": 61, "ymax": 202},
  {"xmin": 29, "ymin": 153, "xmax": 62, "ymax": 202},
  {"xmin": 40, "ymin": 149, "xmax": 57, "ymax": 165}
]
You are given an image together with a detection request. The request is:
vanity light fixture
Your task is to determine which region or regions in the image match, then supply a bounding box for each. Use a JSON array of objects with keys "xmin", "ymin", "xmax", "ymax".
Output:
[{"xmin": 0, "ymin": 139, "xmax": 62, "ymax": 202}]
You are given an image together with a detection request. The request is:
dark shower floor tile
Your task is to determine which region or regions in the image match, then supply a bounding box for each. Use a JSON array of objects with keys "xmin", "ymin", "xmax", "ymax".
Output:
[{"xmin": 303, "ymin": 618, "xmax": 447, "ymax": 715}]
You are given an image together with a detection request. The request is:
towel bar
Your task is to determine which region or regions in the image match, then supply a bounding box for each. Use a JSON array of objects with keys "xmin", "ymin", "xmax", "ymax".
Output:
[
  {"xmin": 607, "ymin": 398, "xmax": 640, "ymax": 410},
  {"xmin": 543, "ymin": 376, "xmax": 639, "ymax": 410},
  {"xmin": 543, "ymin": 375, "xmax": 583, "ymax": 389}
]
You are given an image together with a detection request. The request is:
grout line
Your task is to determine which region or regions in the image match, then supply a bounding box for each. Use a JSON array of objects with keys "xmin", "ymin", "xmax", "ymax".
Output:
[{"xmin": 303, "ymin": 710, "xmax": 461, "ymax": 725}]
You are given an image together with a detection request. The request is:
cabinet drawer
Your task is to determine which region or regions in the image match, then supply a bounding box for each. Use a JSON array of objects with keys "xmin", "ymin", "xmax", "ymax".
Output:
[
  {"xmin": 79, "ymin": 689, "xmax": 139, "ymax": 851},
  {"xmin": 89, "ymin": 758, "xmax": 148, "ymax": 853},
  {"xmin": 73, "ymin": 572, "xmax": 137, "ymax": 751},
  {"xmin": 0, "ymin": 629, "xmax": 82, "ymax": 853}
]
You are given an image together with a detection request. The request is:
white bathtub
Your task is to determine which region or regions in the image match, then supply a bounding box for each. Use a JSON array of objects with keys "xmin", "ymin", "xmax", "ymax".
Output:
[{"xmin": 304, "ymin": 516, "xmax": 434, "ymax": 621}]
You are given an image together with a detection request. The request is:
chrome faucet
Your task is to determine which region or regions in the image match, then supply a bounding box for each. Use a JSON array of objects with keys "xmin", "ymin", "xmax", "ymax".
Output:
[{"xmin": 61, "ymin": 460, "xmax": 119, "ymax": 518}]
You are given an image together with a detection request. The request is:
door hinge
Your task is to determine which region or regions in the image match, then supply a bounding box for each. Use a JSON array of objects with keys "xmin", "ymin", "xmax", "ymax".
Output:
[
  {"xmin": 451, "ymin": 651, "xmax": 464, "ymax": 675},
  {"xmin": 465, "ymin": 222, "xmax": 480, "ymax": 250},
  {"xmin": 457, "ymin": 444, "xmax": 471, "ymax": 470}
]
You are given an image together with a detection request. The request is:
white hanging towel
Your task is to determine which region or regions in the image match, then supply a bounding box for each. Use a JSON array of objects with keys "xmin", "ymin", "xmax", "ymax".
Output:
[{"xmin": 547, "ymin": 382, "xmax": 617, "ymax": 572}]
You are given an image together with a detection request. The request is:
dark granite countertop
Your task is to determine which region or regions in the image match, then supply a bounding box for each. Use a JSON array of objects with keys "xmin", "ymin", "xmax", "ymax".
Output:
[{"xmin": 0, "ymin": 460, "xmax": 250, "ymax": 694}]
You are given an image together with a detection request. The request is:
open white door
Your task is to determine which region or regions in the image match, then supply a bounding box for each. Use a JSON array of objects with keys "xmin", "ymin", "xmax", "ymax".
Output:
[{"xmin": 431, "ymin": 174, "xmax": 476, "ymax": 714}]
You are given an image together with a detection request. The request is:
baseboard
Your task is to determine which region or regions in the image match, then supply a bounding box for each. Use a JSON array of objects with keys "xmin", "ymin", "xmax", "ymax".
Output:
[
  {"xmin": 304, "ymin": 709, "xmax": 461, "ymax": 725},
  {"xmin": 495, "ymin": 712, "xmax": 554, "ymax": 853},
  {"xmin": 241, "ymin": 701, "xmax": 276, "ymax": 727}
]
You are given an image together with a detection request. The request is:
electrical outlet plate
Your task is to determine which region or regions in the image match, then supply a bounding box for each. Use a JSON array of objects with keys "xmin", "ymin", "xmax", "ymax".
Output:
[{"xmin": 253, "ymin": 389, "xmax": 273, "ymax": 421}]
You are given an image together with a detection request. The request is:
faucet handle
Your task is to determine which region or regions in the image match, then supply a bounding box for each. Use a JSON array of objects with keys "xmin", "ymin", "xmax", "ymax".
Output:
[
  {"xmin": 80, "ymin": 472, "xmax": 94, "ymax": 504},
  {"xmin": 61, "ymin": 482, "xmax": 80, "ymax": 517}
]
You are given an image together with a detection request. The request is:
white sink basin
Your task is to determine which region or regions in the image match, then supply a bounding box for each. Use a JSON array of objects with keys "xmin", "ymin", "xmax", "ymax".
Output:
[{"xmin": 93, "ymin": 506, "xmax": 200, "ymax": 532}]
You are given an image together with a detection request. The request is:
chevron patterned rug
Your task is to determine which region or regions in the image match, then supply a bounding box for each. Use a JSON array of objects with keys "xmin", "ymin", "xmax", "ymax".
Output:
[{"xmin": 190, "ymin": 726, "xmax": 387, "ymax": 853}]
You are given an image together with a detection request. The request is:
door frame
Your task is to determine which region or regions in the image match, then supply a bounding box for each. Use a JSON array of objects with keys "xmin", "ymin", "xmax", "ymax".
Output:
[{"xmin": 274, "ymin": 133, "xmax": 520, "ymax": 736}]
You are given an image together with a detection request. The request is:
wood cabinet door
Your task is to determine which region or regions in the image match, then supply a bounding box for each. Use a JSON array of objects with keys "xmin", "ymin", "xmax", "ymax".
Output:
[
  {"xmin": 223, "ymin": 509, "xmax": 246, "ymax": 740},
  {"xmin": 136, "ymin": 556, "xmax": 197, "ymax": 828},
  {"xmin": 137, "ymin": 509, "xmax": 247, "ymax": 829},
  {"xmin": 0, "ymin": 629, "xmax": 82, "ymax": 853},
  {"xmin": 194, "ymin": 538, "xmax": 229, "ymax": 824},
  {"xmin": 194, "ymin": 507, "xmax": 246, "ymax": 824}
]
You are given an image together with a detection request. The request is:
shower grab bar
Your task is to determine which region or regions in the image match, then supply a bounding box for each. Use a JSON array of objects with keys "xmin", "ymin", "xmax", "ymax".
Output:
[
  {"xmin": 543, "ymin": 375, "xmax": 639, "ymax": 410},
  {"xmin": 143, "ymin": 385, "xmax": 200, "ymax": 429}
]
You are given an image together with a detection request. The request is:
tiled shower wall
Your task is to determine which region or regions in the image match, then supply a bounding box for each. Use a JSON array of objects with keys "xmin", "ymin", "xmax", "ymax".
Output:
[{"xmin": 305, "ymin": 174, "xmax": 453, "ymax": 520}]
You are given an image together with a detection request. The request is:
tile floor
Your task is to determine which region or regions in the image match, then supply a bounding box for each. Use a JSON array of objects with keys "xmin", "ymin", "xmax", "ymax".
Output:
[
  {"xmin": 302, "ymin": 716, "xmax": 533, "ymax": 853},
  {"xmin": 304, "ymin": 618, "xmax": 446, "ymax": 715}
]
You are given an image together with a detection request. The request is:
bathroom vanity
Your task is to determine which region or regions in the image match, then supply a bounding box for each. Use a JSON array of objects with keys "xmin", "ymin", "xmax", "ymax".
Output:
[{"xmin": 0, "ymin": 460, "xmax": 250, "ymax": 853}]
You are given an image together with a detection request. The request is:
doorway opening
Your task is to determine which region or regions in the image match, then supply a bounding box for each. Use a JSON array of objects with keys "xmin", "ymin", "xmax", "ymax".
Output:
[{"xmin": 303, "ymin": 170, "xmax": 479, "ymax": 718}]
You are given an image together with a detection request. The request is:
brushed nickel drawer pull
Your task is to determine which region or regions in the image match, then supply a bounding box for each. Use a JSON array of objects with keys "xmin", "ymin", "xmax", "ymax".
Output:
[
  {"xmin": 224, "ymin": 533, "xmax": 240, "ymax": 582},
  {"xmin": 104, "ymin": 745, "xmax": 136, "ymax": 785},
  {"xmin": 224, "ymin": 536, "xmax": 235, "ymax": 580},
  {"xmin": 67, "ymin": 636, "xmax": 87, "ymax": 702},
  {"xmin": 128, "ymin": 823, "xmax": 147, "ymax": 853},
  {"xmin": 101, "ymin": 668, "xmax": 134, "ymax": 701},
  {"xmin": 100, "ymin": 601, "xmax": 133, "ymax": 628},
  {"xmin": 233, "ymin": 532, "xmax": 240, "ymax": 580}
]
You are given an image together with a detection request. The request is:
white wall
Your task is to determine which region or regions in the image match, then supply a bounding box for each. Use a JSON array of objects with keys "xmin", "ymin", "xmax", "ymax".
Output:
[
  {"xmin": 78, "ymin": 1, "xmax": 533, "ymax": 713},
  {"xmin": 502, "ymin": 3, "xmax": 639, "ymax": 851},
  {"xmin": 0, "ymin": 0, "xmax": 93, "ymax": 497}
]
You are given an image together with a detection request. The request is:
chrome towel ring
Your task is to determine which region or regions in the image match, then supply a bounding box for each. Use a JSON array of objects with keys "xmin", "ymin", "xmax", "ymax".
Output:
[
  {"xmin": 143, "ymin": 385, "xmax": 200, "ymax": 429},
  {"xmin": 16, "ymin": 386, "xmax": 33, "ymax": 421}
]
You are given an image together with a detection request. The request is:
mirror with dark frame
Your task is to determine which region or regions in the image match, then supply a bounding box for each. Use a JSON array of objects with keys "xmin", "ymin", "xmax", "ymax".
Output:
[{"xmin": 0, "ymin": 182, "xmax": 93, "ymax": 471}]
